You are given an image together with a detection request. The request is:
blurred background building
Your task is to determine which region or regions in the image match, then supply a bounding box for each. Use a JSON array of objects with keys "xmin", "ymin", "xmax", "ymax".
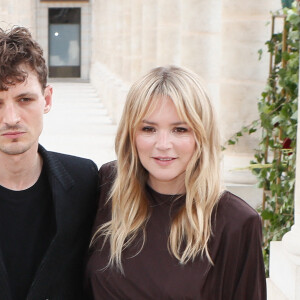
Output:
[
  {"xmin": 2, "ymin": 1, "xmax": 300, "ymax": 299},
  {"xmin": 0, "ymin": 0, "xmax": 282, "ymax": 205}
]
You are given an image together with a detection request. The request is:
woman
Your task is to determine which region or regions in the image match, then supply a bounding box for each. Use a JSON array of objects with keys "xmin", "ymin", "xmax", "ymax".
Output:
[{"xmin": 85, "ymin": 66, "xmax": 266, "ymax": 299}]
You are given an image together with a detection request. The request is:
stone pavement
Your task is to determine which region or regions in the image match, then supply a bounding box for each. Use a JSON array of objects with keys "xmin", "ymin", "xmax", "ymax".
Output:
[{"xmin": 39, "ymin": 82, "xmax": 117, "ymax": 168}]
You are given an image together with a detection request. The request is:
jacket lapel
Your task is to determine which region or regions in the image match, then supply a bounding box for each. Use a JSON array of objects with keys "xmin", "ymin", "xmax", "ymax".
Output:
[{"xmin": 27, "ymin": 145, "xmax": 76, "ymax": 299}]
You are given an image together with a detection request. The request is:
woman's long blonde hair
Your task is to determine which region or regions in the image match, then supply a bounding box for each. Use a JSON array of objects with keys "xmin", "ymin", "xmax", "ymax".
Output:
[{"xmin": 92, "ymin": 65, "xmax": 223, "ymax": 271}]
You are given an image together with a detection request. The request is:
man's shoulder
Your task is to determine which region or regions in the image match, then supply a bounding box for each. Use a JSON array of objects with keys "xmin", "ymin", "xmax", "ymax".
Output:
[
  {"xmin": 48, "ymin": 150, "xmax": 96, "ymax": 166},
  {"xmin": 39, "ymin": 145, "xmax": 98, "ymax": 181}
]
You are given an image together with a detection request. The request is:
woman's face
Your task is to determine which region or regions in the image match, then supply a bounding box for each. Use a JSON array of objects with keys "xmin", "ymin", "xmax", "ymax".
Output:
[{"xmin": 135, "ymin": 96, "xmax": 196, "ymax": 194}]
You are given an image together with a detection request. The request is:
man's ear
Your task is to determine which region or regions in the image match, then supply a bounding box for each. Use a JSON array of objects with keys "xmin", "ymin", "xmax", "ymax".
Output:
[{"xmin": 44, "ymin": 85, "xmax": 53, "ymax": 114}]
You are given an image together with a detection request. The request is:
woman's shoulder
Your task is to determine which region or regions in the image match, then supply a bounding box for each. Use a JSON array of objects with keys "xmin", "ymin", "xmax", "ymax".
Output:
[
  {"xmin": 99, "ymin": 160, "xmax": 117, "ymax": 175},
  {"xmin": 99, "ymin": 160, "xmax": 117, "ymax": 183},
  {"xmin": 216, "ymin": 190, "xmax": 261, "ymax": 228},
  {"xmin": 94, "ymin": 161, "xmax": 117, "ymax": 221},
  {"xmin": 97, "ymin": 161, "xmax": 117, "ymax": 205}
]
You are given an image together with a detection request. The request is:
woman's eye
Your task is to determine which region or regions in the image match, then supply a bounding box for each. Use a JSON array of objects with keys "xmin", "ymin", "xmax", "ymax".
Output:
[
  {"xmin": 174, "ymin": 127, "xmax": 188, "ymax": 133},
  {"xmin": 142, "ymin": 126, "xmax": 156, "ymax": 133}
]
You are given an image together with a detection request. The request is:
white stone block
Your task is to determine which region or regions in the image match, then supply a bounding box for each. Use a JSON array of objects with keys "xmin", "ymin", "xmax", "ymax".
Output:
[
  {"xmin": 267, "ymin": 278, "xmax": 289, "ymax": 300},
  {"xmin": 269, "ymin": 242, "xmax": 300, "ymax": 300}
]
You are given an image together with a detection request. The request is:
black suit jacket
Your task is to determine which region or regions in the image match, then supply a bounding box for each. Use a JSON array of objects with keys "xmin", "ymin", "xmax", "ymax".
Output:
[{"xmin": 0, "ymin": 145, "xmax": 99, "ymax": 300}]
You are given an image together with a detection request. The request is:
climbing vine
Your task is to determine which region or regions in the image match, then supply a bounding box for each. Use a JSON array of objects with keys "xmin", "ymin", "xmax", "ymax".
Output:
[{"xmin": 225, "ymin": 2, "xmax": 299, "ymax": 275}]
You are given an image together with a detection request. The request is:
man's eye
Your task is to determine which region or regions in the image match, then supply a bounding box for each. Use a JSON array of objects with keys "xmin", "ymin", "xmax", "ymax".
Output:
[
  {"xmin": 174, "ymin": 127, "xmax": 188, "ymax": 133},
  {"xmin": 19, "ymin": 98, "xmax": 31, "ymax": 102},
  {"xmin": 142, "ymin": 126, "xmax": 156, "ymax": 133}
]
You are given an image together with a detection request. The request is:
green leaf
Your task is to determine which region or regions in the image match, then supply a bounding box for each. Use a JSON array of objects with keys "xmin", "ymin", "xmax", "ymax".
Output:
[
  {"xmin": 291, "ymin": 110, "xmax": 298, "ymax": 121},
  {"xmin": 271, "ymin": 115, "xmax": 282, "ymax": 125},
  {"xmin": 261, "ymin": 210, "xmax": 274, "ymax": 220},
  {"xmin": 282, "ymin": 51, "xmax": 290, "ymax": 61}
]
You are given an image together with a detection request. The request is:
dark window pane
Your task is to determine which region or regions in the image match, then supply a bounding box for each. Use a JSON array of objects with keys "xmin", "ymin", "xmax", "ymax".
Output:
[{"xmin": 49, "ymin": 8, "xmax": 80, "ymax": 24}]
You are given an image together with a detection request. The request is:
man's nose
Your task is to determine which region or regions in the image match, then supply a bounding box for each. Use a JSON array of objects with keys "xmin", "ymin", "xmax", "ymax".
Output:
[{"xmin": 2, "ymin": 104, "xmax": 21, "ymax": 125}]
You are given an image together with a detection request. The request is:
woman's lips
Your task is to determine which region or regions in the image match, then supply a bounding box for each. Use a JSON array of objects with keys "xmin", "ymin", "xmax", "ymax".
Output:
[{"xmin": 152, "ymin": 156, "xmax": 177, "ymax": 166}]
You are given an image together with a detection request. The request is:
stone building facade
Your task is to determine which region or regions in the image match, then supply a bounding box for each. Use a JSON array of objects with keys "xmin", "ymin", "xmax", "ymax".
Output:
[{"xmin": 1, "ymin": 1, "xmax": 300, "ymax": 299}]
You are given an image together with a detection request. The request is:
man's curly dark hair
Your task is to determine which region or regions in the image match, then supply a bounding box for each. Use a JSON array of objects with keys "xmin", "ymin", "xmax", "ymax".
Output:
[{"xmin": 0, "ymin": 26, "xmax": 47, "ymax": 91}]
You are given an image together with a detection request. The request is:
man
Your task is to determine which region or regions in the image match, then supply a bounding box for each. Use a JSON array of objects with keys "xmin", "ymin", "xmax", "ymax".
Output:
[{"xmin": 0, "ymin": 26, "xmax": 98, "ymax": 299}]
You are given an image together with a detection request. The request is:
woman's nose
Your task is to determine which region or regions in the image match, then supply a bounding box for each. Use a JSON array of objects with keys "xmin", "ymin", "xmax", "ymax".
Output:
[{"xmin": 155, "ymin": 131, "xmax": 172, "ymax": 150}]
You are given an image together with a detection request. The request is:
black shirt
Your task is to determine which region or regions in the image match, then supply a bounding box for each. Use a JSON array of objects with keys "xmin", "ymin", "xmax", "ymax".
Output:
[{"xmin": 0, "ymin": 166, "xmax": 56, "ymax": 300}]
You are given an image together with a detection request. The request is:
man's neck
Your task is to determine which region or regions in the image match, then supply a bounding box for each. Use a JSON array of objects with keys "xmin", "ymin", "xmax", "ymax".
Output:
[{"xmin": 0, "ymin": 146, "xmax": 43, "ymax": 191}]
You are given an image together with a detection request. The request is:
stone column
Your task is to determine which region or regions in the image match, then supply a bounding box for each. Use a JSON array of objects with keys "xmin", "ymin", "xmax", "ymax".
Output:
[
  {"xmin": 157, "ymin": 0, "xmax": 181, "ymax": 65},
  {"xmin": 130, "ymin": 0, "xmax": 142, "ymax": 81},
  {"xmin": 106, "ymin": 1, "xmax": 115, "ymax": 70},
  {"xmin": 221, "ymin": 0, "xmax": 280, "ymax": 151},
  {"xmin": 110, "ymin": 0, "xmax": 122, "ymax": 76},
  {"xmin": 180, "ymin": 0, "xmax": 222, "ymax": 108},
  {"xmin": 121, "ymin": 0, "xmax": 132, "ymax": 82},
  {"xmin": 141, "ymin": 0, "xmax": 158, "ymax": 73},
  {"xmin": 220, "ymin": 0, "xmax": 281, "ymax": 206},
  {"xmin": 114, "ymin": 0, "xmax": 123, "ymax": 78},
  {"xmin": 91, "ymin": 0, "xmax": 107, "ymax": 65}
]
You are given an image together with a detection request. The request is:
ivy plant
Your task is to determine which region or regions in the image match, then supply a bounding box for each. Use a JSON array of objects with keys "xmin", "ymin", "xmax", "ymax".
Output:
[{"xmin": 225, "ymin": 3, "xmax": 299, "ymax": 275}]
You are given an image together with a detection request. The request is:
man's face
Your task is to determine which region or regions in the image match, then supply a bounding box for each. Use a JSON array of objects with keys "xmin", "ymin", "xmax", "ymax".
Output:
[{"xmin": 0, "ymin": 68, "xmax": 52, "ymax": 156}]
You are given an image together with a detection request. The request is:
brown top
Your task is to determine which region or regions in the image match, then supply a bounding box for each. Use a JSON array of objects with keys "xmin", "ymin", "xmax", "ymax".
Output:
[{"xmin": 85, "ymin": 161, "xmax": 266, "ymax": 300}]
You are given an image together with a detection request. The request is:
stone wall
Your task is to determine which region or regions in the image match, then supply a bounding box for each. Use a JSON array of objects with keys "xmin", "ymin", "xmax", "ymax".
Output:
[{"xmin": 0, "ymin": 0, "xmax": 36, "ymax": 36}]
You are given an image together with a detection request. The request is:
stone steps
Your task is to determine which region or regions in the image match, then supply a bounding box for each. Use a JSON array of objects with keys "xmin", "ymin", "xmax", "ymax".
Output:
[{"xmin": 39, "ymin": 82, "xmax": 117, "ymax": 167}]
